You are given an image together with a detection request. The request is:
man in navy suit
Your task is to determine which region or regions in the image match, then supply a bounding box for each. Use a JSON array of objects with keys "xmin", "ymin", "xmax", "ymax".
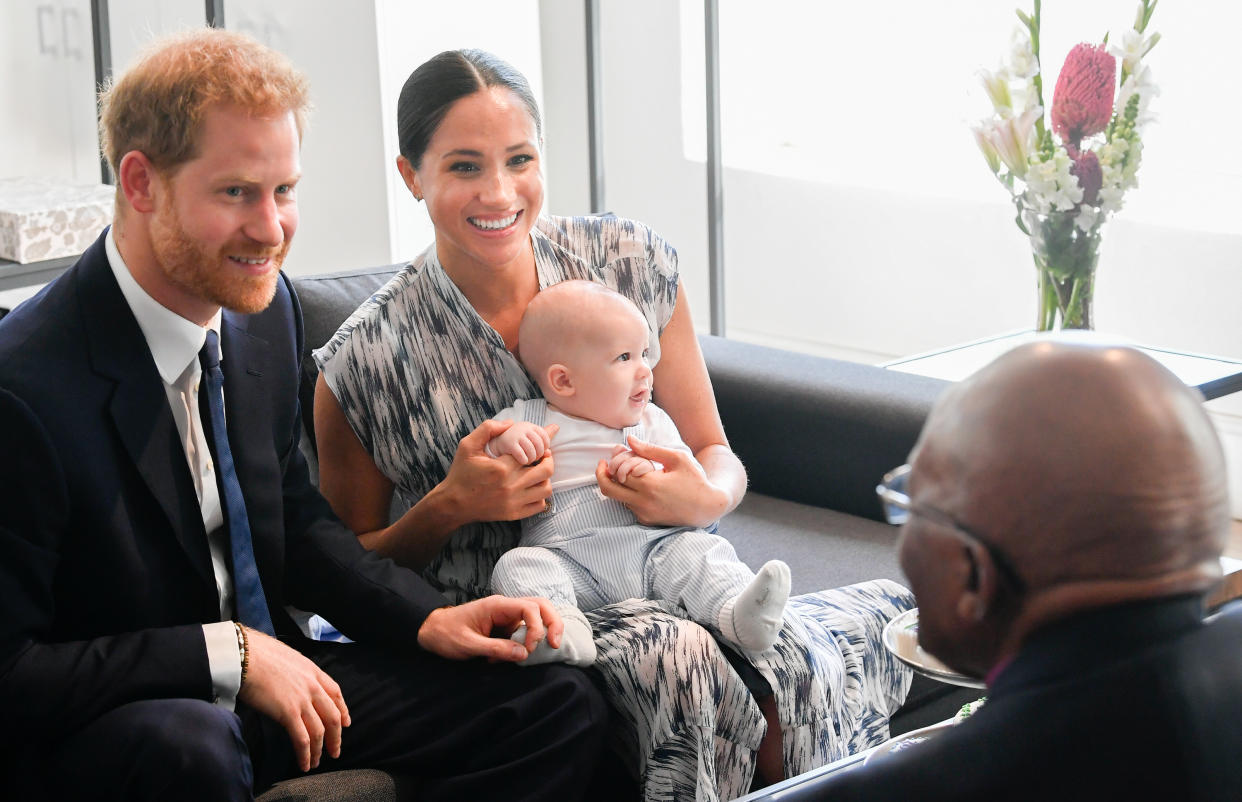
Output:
[
  {"xmin": 775, "ymin": 342, "xmax": 1242, "ymax": 800},
  {"xmin": 0, "ymin": 28, "xmax": 606, "ymax": 801}
]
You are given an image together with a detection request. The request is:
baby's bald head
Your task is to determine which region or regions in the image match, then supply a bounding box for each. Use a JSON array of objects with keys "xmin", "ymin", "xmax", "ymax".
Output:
[{"xmin": 517, "ymin": 280, "xmax": 649, "ymax": 395}]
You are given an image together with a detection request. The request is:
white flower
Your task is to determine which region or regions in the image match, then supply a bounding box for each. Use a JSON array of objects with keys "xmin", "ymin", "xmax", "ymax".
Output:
[
  {"xmin": 1117, "ymin": 65, "xmax": 1160, "ymax": 127},
  {"xmin": 1008, "ymin": 25, "xmax": 1040, "ymax": 79},
  {"xmin": 981, "ymin": 106, "xmax": 1043, "ymax": 178},
  {"xmin": 978, "ymin": 67, "xmax": 1013, "ymax": 113},
  {"xmin": 1109, "ymin": 28, "xmax": 1160, "ymax": 75},
  {"xmin": 972, "ymin": 124, "xmax": 1002, "ymax": 173},
  {"xmin": 1023, "ymin": 148, "xmax": 1084, "ymax": 212},
  {"xmin": 1097, "ymin": 184, "xmax": 1126, "ymax": 214},
  {"xmin": 1074, "ymin": 204, "xmax": 1101, "ymax": 232}
]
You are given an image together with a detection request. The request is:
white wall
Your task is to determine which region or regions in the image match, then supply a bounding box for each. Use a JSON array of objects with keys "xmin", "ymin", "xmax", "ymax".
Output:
[
  {"xmin": 1, "ymin": 0, "xmax": 109, "ymax": 183},
  {"xmin": 225, "ymin": 0, "xmax": 393, "ymax": 278}
]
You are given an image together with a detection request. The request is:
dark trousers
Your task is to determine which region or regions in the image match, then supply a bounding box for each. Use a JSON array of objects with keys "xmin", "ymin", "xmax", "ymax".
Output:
[{"xmin": 27, "ymin": 640, "xmax": 609, "ymax": 801}]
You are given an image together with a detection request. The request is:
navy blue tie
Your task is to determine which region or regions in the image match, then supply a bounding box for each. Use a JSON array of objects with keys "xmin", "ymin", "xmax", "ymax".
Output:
[{"xmin": 200, "ymin": 330, "xmax": 276, "ymax": 635}]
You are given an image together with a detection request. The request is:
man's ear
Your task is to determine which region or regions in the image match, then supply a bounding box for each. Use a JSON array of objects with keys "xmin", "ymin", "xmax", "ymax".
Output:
[
  {"xmin": 955, "ymin": 540, "xmax": 1000, "ymax": 623},
  {"xmin": 117, "ymin": 151, "xmax": 160, "ymax": 214},
  {"xmin": 546, "ymin": 364, "xmax": 574, "ymax": 398},
  {"xmin": 396, "ymin": 155, "xmax": 422, "ymax": 201}
]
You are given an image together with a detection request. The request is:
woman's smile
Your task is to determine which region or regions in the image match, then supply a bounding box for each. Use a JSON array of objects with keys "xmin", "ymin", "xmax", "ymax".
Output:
[{"xmin": 468, "ymin": 211, "xmax": 521, "ymax": 232}]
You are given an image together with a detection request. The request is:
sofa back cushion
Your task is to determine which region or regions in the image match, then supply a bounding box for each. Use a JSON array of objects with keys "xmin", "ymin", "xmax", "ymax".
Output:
[
  {"xmin": 292, "ymin": 264, "xmax": 403, "ymax": 454},
  {"xmin": 699, "ymin": 335, "xmax": 947, "ymax": 521}
]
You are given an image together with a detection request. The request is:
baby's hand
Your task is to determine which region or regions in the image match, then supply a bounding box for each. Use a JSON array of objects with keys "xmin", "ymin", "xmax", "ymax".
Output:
[
  {"xmin": 607, "ymin": 445, "xmax": 657, "ymax": 484},
  {"xmin": 488, "ymin": 421, "xmax": 555, "ymax": 465}
]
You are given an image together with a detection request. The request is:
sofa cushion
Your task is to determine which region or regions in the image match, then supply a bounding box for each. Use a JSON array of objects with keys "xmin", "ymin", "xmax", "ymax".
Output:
[
  {"xmin": 293, "ymin": 265, "xmax": 404, "ymax": 453},
  {"xmin": 723, "ymin": 493, "xmax": 903, "ymax": 592},
  {"xmin": 256, "ymin": 768, "xmax": 414, "ymax": 802}
]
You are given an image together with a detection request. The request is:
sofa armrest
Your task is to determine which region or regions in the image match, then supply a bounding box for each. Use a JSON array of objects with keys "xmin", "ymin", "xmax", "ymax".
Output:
[{"xmin": 699, "ymin": 335, "xmax": 949, "ymax": 521}]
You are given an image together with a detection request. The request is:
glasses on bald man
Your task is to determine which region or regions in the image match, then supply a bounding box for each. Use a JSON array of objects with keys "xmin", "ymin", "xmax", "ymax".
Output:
[{"xmin": 877, "ymin": 464, "xmax": 1026, "ymax": 594}]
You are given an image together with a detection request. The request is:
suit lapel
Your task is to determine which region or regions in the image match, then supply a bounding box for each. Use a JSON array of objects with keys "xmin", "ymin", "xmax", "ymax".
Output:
[
  {"xmin": 76, "ymin": 239, "xmax": 215, "ymax": 586},
  {"xmin": 220, "ymin": 310, "xmax": 275, "ymax": 575}
]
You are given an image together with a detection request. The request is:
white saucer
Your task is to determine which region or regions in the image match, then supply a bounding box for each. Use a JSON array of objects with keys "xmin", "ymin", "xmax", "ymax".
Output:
[{"xmin": 882, "ymin": 608, "xmax": 986, "ymax": 689}]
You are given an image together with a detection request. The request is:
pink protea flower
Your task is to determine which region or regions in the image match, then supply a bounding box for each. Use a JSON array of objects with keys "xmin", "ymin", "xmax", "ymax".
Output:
[
  {"xmin": 1051, "ymin": 43, "xmax": 1116, "ymax": 147},
  {"xmin": 1069, "ymin": 148, "xmax": 1102, "ymax": 205}
]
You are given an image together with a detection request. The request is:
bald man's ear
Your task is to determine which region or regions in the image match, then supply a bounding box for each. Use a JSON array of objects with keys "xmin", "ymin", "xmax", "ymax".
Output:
[
  {"xmin": 955, "ymin": 541, "xmax": 1001, "ymax": 623},
  {"xmin": 546, "ymin": 364, "xmax": 575, "ymax": 398}
]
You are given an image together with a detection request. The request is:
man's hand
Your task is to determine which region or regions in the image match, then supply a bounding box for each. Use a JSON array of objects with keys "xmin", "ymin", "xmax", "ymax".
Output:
[
  {"xmin": 417, "ymin": 595, "xmax": 564, "ymax": 662},
  {"xmin": 238, "ymin": 628, "xmax": 350, "ymax": 773},
  {"xmin": 488, "ymin": 421, "xmax": 557, "ymax": 465},
  {"xmin": 606, "ymin": 446, "xmax": 657, "ymax": 484}
]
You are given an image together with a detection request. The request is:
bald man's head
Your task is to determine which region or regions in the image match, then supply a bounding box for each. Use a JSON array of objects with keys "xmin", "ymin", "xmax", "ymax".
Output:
[
  {"xmin": 911, "ymin": 342, "xmax": 1229, "ymax": 595},
  {"xmin": 900, "ymin": 341, "xmax": 1231, "ymax": 678}
]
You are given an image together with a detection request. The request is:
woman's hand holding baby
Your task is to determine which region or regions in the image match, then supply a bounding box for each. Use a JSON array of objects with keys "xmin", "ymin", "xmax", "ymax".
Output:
[
  {"xmin": 442, "ymin": 419, "xmax": 559, "ymax": 523},
  {"xmin": 489, "ymin": 420, "xmax": 557, "ymax": 465},
  {"xmin": 607, "ymin": 445, "xmax": 657, "ymax": 483},
  {"xmin": 597, "ymin": 436, "xmax": 731, "ymax": 529}
]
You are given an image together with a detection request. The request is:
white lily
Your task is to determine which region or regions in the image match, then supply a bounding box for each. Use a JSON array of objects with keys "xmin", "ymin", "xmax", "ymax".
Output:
[
  {"xmin": 985, "ymin": 106, "xmax": 1043, "ymax": 178},
  {"xmin": 972, "ymin": 124, "xmax": 1003, "ymax": 173},
  {"xmin": 979, "ymin": 67, "xmax": 1013, "ymax": 113}
]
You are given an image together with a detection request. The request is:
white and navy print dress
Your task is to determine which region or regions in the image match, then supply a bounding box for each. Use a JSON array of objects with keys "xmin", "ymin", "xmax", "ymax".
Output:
[{"xmin": 315, "ymin": 214, "xmax": 914, "ymax": 801}]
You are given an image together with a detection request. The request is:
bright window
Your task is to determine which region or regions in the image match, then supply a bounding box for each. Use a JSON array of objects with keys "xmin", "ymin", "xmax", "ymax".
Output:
[{"xmin": 681, "ymin": 0, "xmax": 1242, "ymax": 235}]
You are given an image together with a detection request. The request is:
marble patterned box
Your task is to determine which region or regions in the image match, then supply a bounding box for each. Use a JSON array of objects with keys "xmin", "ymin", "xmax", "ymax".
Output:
[{"xmin": 0, "ymin": 177, "xmax": 114, "ymax": 264}]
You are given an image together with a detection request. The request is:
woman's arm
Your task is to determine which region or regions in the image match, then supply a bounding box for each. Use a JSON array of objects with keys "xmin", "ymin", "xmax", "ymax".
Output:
[
  {"xmin": 595, "ymin": 281, "xmax": 747, "ymax": 528},
  {"xmin": 314, "ymin": 374, "xmax": 555, "ymax": 570}
]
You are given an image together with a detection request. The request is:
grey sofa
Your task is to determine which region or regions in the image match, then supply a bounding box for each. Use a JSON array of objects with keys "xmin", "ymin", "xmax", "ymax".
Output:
[{"xmin": 258, "ymin": 264, "xmax": 965, "ymax": 801}]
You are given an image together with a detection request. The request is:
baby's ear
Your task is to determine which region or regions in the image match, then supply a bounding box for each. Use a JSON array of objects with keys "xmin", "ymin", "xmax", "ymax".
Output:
[{"xmin": 546, "ymin": 364, "xmax": 575, "ymax": 397}]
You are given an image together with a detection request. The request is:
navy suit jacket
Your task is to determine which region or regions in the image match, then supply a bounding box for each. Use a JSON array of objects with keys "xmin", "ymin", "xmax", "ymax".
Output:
[
  {"xmin": 783, "ymin": 596, "xmax": 1242, "ymax": 801},
  {"xmin": 0, "ymin": 231, "xmax": 448, "ymax": 748}
]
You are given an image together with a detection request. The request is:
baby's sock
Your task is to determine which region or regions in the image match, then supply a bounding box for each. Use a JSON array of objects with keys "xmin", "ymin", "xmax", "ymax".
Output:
[
  {"xmin": 512, "ymin": 604, "xmax": 597, "ymax": 667},
  {"xmin": 718, "ymin": 560, "xmax": 791, "ymax": 653}
]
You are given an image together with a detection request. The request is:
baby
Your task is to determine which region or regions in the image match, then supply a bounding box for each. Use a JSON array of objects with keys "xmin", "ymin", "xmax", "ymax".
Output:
[{"xmin": 487, "ymin": 280, "xmax": 790, "ymax": 666}]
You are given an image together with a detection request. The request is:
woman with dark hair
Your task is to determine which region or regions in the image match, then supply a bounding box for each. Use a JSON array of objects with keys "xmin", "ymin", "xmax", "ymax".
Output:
[{"xmin": 314, "ymin": 49, "xmax": 913, "ymax": 800}]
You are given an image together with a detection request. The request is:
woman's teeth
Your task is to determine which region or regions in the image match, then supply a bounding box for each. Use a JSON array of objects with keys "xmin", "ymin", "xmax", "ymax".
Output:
[{"xmin": 469, "ymin": 213, "xmax": 518, "ymax": 230}]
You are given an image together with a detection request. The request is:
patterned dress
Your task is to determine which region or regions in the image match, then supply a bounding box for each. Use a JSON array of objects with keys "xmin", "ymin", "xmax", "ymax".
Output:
[{"xmin": 316, "ymin": 215, "xmax": 914, "ymax": 801}]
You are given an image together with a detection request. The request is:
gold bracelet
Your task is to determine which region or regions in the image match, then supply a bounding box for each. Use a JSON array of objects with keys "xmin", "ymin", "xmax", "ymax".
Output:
[{"xmin": 234, "ymin": 622, "xmax": 249, "ymax": 689}]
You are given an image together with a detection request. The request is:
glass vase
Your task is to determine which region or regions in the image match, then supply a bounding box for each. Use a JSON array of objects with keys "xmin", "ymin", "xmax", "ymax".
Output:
[{"xmin": 1020, "ymin": 205, "xmax": 1103, "ymax": 331}]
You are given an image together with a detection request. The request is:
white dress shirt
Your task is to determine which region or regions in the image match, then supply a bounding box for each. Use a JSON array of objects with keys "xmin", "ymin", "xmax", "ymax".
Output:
[{"xmin": 105, "ymin": 230, "xmax": 242, "ymax": 709}]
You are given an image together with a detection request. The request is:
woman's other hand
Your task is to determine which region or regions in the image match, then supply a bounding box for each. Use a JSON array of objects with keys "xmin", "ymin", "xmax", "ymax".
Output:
[{"xmin": 596, "ymin": 436, "xmax": 730, "ymax": 528}]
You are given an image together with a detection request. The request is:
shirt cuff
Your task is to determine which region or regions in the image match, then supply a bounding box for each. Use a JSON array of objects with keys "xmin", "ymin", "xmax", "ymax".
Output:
[{"xmin": 204, "ymin": 621, "xmax": 242, "ymax": 711}]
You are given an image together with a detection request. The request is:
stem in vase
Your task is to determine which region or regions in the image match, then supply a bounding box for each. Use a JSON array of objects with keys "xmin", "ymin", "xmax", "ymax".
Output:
[
  {"xmin": 1037, "ymin": 266, "xmax": 1057, "ymax": 331},
  {"xmin": 1063, "ymin": 272, "xmax": 1094, "ymax": 329}
]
